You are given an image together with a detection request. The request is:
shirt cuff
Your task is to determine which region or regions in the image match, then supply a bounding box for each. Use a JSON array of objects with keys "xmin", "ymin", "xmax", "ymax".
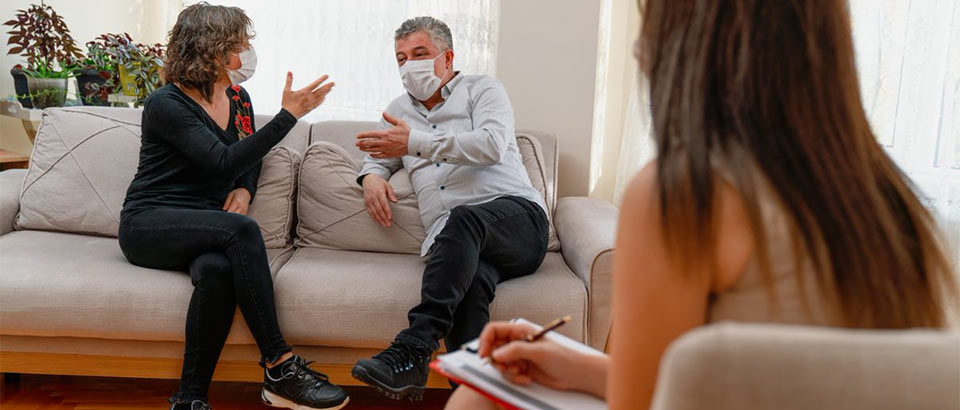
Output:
[
  {"xmin": 357, "ymin": 167, "xmax": 393, "ymax": 186},
  {"xmin": 407, "ymin": 128, "xmax": 433, "ymax": 160}
]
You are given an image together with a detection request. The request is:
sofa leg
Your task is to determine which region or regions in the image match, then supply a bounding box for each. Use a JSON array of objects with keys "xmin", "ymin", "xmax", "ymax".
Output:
[{"xmin": 3, "ymin": 373, "xmax": 21, "ymax": 384}]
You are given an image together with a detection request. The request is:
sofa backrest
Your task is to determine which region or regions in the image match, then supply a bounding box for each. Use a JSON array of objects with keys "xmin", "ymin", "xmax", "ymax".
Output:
[
  {"xmin": 13, "ymin": 107, "xmax": 558, "ymax": 251},
  {"xmin": 651, "ymin": 323, "xmax": 960, "ymax": 410},
  {"xmin": 14, "ymin": 107, "xmax": 311, "ymax": 238}
]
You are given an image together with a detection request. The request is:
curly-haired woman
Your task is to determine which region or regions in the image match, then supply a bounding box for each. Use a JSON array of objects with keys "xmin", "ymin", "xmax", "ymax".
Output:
[{"xmin": 118, "ymin": 3, "xmax": 345, "ymax": 410}]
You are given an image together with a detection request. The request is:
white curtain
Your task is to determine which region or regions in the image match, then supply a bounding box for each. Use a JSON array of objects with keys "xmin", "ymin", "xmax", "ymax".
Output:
[
  {"xmin": 850, "ymin": 0, "xmax": 960, "ymax": 266},
  {"xmin": 183, "ymin": 0, "xmax": 500, "ymax": 122},
  {"xmin": 613, "ymin": 1, "xmax": 960, "ymax": 265}
]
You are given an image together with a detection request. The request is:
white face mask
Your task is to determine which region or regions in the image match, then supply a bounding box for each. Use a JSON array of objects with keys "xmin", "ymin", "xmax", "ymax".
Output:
[
  {"xmin": 227, "ymin": 46, "xmax": 257, "ymax": 85},
  {"xmin": 399, "ymin": 52, "xmax": 448, "ymax": 101}
]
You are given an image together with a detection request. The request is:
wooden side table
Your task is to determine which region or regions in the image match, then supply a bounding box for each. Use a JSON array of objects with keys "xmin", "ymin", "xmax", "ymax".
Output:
[{"xmin": 0, "ymin": 149, "xmax": 29, "ymax": 170}]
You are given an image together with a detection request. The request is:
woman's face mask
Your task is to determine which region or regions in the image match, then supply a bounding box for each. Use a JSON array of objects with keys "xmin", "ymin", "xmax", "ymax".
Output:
[
  {"xmin": 399, "ymin": 52, "xmax": 448, "ymax": 101},
  {"xmin": 227, "ymin": 46, "xmax": 257, "ymax": 85}
]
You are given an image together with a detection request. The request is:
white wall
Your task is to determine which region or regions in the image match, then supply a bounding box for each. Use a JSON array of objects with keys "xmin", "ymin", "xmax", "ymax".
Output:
[
  {"xmin": 0, "ymin": 0, "xmax": 171, "ymax": 155},
  {"xmin": 497, "ymin": 0, "xmax": 602, "ymax": 198}
]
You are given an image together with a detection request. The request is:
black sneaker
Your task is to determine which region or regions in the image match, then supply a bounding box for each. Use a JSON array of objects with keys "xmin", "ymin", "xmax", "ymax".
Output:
[
  {"xmin": 169, "ymin": 399, "xmax": 211, "ymax": 410},
  {"xmin": 351, "ymin": 340, "xmax": 433, "ymax": 401},
  {"xmin": 262, "ymin": 355, "xmax": 350, "ymax": 410}
]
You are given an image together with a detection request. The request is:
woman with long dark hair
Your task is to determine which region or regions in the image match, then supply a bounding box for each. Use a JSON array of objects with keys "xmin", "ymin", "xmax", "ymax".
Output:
[
  {"xmin": 119, "ymin": 3, "xmax": 347, "ymax": 410},
  {"xmin": 445, "ymin": 0, "xmax": 957, "ymax": 408}
]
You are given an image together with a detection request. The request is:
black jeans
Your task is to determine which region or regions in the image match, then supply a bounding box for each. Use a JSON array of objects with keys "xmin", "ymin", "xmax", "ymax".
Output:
[
  {"xmin": 118, "ymin": 207, "xmax": 292, "ymax": 402},
  {"xmin": 397, "ymin": 196, "xmax": 549, "ymax": 352}
]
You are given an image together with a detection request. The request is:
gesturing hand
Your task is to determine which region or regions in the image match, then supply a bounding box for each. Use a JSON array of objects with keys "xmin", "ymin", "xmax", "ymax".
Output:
[
  {"xmin": 281, "ymin": 72, "xmax": 335, "ymax": 119},
  {"xmin": 355, "ymin": 112, "xmax": 411, "ymax": 159},
  {"xmin": 222, "ymin": 187, "xmax": 251, "ymax": 215}
]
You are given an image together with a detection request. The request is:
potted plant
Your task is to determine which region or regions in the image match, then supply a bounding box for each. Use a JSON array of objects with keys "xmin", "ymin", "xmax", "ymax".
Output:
[
  {"xmin": 98, "ymin": 33, "xmax": 165, "ymax": 106},
  {"xmin": 72, "ymin": 38, "xmax": 116, "ymax": 106},
  {"xmin": 9, "ymin": 64, "xmax": 32, "ymax": 108},
  {"xmin": 4, "ymin": 3, "xmax": 83, "ymax": 109},
  {"xmin": 124, "ymin": 42, "xmax": 165, "ymax": 106}
]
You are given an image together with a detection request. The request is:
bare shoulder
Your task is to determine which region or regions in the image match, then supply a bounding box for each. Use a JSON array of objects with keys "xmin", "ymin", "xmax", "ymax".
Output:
[{"xmin": 619, "ymin": 161, "xmax": 755, "ymax": 291}]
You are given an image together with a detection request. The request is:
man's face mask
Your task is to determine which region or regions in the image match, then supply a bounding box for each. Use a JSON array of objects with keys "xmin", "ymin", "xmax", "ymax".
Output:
[{"xmin": 399, "ymin": 52, "xmax": 448, "ymax": 101}]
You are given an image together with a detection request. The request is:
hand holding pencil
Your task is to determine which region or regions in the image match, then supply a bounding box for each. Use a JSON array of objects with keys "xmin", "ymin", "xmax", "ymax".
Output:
[{"xmin": 475, "ymin": 316, "xmax": 592, "ymax": 391}]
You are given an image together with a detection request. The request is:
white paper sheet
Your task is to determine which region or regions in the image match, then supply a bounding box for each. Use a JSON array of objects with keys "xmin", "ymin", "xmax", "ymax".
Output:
[{"xmin": 434, "ymin": 318, "xmax": 608, "ymax": 410}]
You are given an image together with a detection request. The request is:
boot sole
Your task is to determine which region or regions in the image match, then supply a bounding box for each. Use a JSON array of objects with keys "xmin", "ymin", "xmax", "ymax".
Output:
[
  {"xmin": 351, "ymin": 364, "xmax": 425, "ymax": 402},
  {"xmin": 261, "ymin": 388, "xmax": 349, "ymax": 410}
]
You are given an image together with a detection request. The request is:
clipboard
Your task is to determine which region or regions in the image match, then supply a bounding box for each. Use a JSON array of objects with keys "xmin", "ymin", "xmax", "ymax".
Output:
[{"xmin": 430, "ymin": 318, "xmax": 607, "ymax": 410}]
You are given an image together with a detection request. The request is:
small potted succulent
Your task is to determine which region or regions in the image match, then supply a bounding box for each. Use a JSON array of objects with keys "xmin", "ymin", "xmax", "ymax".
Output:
[
  {"xmin": 4, "ymin": 3, "xmax": 83, "ymax": 109},
  {"xmin": 72, "ymin": 38, "xmax": 116, "ymax": 106}
]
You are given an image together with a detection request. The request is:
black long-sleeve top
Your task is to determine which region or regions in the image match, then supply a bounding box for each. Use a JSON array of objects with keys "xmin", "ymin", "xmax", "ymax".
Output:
[{"xmin": 121, "ymin": 83, "xmax": 297, "ymax": 216}]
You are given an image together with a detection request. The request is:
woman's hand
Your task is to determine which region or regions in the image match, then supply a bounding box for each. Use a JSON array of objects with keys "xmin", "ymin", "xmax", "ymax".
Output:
[
  {"xmin": 281, "ymin": 72, "xmax": 335, "ymax": 119},
  {"xmin": 222, "ymin": 187, "xmax": 252, "ymax": 215},
  {"xmin": 478, "ymin": 322, "xmax": 609, "ymax": 398}
]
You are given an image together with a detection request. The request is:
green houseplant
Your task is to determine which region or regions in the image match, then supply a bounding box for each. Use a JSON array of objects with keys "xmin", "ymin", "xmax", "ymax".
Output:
[
  {"xmin": 97, "ymin": 33, "xmax": 165, "ymax": 107},
  {"xmin": 4, "ymin": 2, "xmax": 83, "ymax": 109},
  {"xmin": 72, "ymin": 38, "xmax": 117, "ymax": 106}
]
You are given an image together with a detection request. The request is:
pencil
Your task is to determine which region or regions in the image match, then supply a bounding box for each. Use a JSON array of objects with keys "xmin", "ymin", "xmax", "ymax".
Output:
[{"xmin": 525, "ymin": 315, "xmax": 571, "ymax": 342}]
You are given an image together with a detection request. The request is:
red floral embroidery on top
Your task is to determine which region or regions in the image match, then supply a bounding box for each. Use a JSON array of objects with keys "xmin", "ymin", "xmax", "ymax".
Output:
[{"xmin": 232, "ymin": 85, "xmax": 253, "ymax": 139}]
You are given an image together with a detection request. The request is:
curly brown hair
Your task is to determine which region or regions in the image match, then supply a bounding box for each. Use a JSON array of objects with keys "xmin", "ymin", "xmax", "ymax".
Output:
[{"xmin": 163, "ymin": 2, "xmax": 254, "ymax": 102}]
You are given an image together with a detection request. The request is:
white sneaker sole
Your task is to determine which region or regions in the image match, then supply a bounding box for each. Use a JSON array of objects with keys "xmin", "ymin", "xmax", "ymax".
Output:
[{"xmin": 261, "ymin": 389, "xmax": 349, "ymax": 410}]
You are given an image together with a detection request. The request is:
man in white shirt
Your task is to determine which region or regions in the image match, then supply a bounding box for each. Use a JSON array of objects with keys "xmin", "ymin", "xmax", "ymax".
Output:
[{"xmin": 349, "ymin": 17, "xmax": 549, "ymax": 401}]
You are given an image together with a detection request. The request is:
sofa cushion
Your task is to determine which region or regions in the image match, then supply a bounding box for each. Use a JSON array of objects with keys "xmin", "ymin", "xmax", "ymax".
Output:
[
  {"xmin": 14, "ymin": 107, "xmax": 311, "ymax": 244},
  {"xmin": 247, "ymin": 146, "xmax": 301, "ymax": 248},
  {"xmin": 271, "ymin": 248, "xmax": 587, "ymax": 348},
  {"xmin": 15, "ymin": 108, "xmax": 142, "ymax": 237},
  {"xmin": 516, "ymin": 134, "xmax": 560, "ymax": 251},
  {"xmin": 0, "ymin": 230, "xmax": 292, "ymax": 344},
  {"xmin": 294, "ymin": 142, "xmax": 425, "ymax": 253}
]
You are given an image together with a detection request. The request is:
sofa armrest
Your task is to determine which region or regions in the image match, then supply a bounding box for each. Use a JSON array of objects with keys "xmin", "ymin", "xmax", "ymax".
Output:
[
  {"xmin": 651, "ymin": 323, "xmax": 960, "ymax": 410},
  {"xmin": 0, "ymin": 169, "xmax": 26, "ymax": 236},
  {"xmin": 554, "ymin": 196, "xmax": 618, "ymax": 350}
]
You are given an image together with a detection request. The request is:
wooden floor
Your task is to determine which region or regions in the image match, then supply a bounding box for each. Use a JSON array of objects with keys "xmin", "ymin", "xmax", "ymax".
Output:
[{"xmin": 0, "ymin": 374, "xmax": 452, "ymax": 410}]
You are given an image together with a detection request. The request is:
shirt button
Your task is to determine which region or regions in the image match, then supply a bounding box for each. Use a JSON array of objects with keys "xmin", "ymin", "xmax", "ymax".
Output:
[{"xmin": 432, "ymin": 124, "xmax": 437, "ymax": 129}]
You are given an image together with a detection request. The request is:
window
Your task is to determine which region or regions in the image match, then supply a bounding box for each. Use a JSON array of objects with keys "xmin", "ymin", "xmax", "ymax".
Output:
[{"xmin": 850, "ymin": 0, "xmax": 960, "ymax": 262}]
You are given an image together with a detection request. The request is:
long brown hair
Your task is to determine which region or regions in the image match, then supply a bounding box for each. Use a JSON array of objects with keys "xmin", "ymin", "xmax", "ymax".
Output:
[
  {"xmin": 640, "ymin": 0, "xmax": 956, "ymax": 328},
  {"xmin": 164, "ymin": 2, "xmax": 253, "ymax": 101}
]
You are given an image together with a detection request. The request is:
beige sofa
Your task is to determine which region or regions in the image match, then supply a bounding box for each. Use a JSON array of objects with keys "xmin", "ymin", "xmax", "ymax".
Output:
[{"xmin": 0, "ymin": 106, "xmax": 617, "ymax": 388}]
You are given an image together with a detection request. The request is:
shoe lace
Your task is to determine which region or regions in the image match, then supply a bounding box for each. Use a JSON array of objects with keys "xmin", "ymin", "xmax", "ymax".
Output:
[
  {"xmin": 282, "ymin": 357, "xmax": 330, "ymax": 388},
  {"xmin": 374, "ymin": 342, "xmax": 425, "ymax": 374},
  {"xmin": 190, "ymin": 401, "xmax": 211, "ymax": 410}
]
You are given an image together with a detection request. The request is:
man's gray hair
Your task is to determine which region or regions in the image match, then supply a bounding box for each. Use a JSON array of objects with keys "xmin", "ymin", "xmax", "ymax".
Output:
[{"xmin": 395, "ymin": 16, "xmax": 453, "ymax": 52}]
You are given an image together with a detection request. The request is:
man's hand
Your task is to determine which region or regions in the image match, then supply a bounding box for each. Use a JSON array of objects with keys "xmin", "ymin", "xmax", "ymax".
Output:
[
  {"xmin": 223, "ymin": 187, "xmax": 252, "ymax": 215},
  {"xmin": 362, "ymin": 174, "xmax": 399, "ymax": 227},
  {"xmin": 356, "ymin": 112, "xmax": 411, "ymax": 159}
]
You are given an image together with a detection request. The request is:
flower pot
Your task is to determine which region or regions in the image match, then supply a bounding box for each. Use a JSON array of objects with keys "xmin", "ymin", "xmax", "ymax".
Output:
[
  {"xmin": 26, "ymin": 77, "xmax": 68, "ymax": 109},
  {"xmin": 10, "ymin": 67, "xmax": 34, "ymax": 108},
  {"xmin": 118, "ymin": 64, "xmax": 138, "ymax": 96},
  {"xmin": 76, "ymin": 68, "xmax": 112, "ymax": 106}
]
